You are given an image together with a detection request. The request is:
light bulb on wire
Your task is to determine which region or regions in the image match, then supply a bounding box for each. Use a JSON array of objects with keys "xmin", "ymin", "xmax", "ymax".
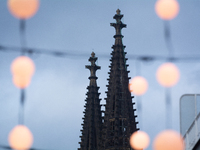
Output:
[
  {"xmin": 156, "ymin": 62, "xmax": 180, "ymax": 87},
  {"xmin": 11, "ymin": 56, "xmax": 35, "ymax": 89},
  {"xmin": 8, "ymin": 0, "xmax": 40, "ymax": 19},
  {"xmin": 130, "ymin": 131, "xmax": 150, "ymax": 150},
  {"xmin": 8, "ymin": 125, "xmax": 33, "ymax": 150},
  {"xmin": 155, "ymin": 0, "xmax": 179, "ymax": 20},
  {"xmin": 129, "ymin": 76, "xmax": 148, "ymax": 96},
  {"xmin": 153, "ymin": 130, "xmax": 185, "ymax": 150}
]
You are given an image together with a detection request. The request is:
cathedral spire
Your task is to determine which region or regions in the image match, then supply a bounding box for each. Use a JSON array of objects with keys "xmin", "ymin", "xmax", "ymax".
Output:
[
  {"xmin": 85, "ymin": 52, "xmax": 100, "ymax": 86},
  {"xmin": 102, "ymin": 9, "xmax": 139, "ymax": 149},
  {"xmin": 78, "ymin": 52, "xmax": 102, "ymax": 150}
]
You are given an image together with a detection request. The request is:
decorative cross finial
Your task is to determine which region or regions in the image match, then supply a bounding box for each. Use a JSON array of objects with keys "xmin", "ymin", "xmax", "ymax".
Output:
[
  {"xmin": 85, "ymin": 52, "xmax": 100, "ymax": 86},
  {"xmin": 116, "ymin": 9, "xmax": 121, "ymax": 15}
]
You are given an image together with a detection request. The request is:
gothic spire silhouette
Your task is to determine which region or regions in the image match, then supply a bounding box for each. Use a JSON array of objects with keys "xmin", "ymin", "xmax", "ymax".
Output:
[
  {"xmin": 102, "ymin": 9, "xmax": 139, "ymax": 149},
  {"xmin": 79, "ymin": 52, "xmax": 102, "ymax": 150}
]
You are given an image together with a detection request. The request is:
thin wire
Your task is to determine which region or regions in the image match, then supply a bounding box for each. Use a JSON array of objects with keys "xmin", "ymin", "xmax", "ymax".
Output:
[
  {"xmin": 163, "ymin": 21, "xmax": 173, "ymax": 129},
  {"xmin": 18, "ymin": 89, "xmax": 25, "ymax": 125},
  {"xmin": 20, "ymin": 19, "xmax": 27, "ymax": 55},
  {"xmin": 1, "ymin": 44, "xmax": 200, "ymax": 62},
  {"xmin": 165, "ymin": 88, "xmax": 172, "ymax": 129},
  {"xmin": 164, "ymin": 21, "xmax": 174, "ymax": 58}
]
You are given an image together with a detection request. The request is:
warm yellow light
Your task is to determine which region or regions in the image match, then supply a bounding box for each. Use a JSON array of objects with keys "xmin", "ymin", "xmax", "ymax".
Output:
[
  {"xmin": 130, "ymin": 131, "xmax": 150, "ymax": 150},
  {"xmin": 11, "ymin": 56, "xmax": 35, "ymax": 88},
  {"xmin": 13, "ymin": 76, "xmax": 31, "ymax": 89},
  {"xmin": 9, "ymin": 125, "xmax": 33, "ymax": 150},
  {"xmin": 156, "ymin": 62, "xmax": 180, "ymax": 87},
  {"xmin": 11, "ymin": 56, "xmax": 35, "ymax": 78},
  {"xmin": 129, "ymin": 76, "xmax": 148, "ymax": 96},
  {"xmin": 8, "ymin": 0, "xmax": 39, "ymax": 19},
  {"xmin": 155, "ymin": 0, "xmax": 179, "ymax": 20},
  {"xmin": 153, "ymin": 130, "xmax": 185, "ymax": 150}
]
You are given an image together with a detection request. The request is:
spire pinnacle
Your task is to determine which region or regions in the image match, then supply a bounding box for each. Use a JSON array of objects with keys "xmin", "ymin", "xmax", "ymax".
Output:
[
  {"xmin": 91, "ymin": 51, "xmax": 95, "ymax": 57},
  {"xmin": 116, "ymin": 9, "xmax": 121, "ymax": 15},
  {"xmin": 85, "ymin": 52, "xmax": 101, "ymax": 86},
  {"xmin": 79, "ymin": 53, "xmax": 102, "ymax": 150},
  {"xmin": 102, "ymin": 10, "xmax": 138, "ymax": 149}
]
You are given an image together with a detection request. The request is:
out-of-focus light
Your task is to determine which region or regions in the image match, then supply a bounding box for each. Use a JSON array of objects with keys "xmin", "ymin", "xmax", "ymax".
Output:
[
  {"xmin": 9, "ymin": 125, "xmax": 33, "ymax": 150},
  {"xmin": 8, "ymin": 0, "xmax": 39, "ymax": 19},
  {"xmin": 155, "ymin": 0, "xmax": 179, "ymax": 20},
  {"xmin": 13, "ymin": 76, "xmax": 31, "ymax": 89},
  {"xmin": 11, "ymin": 56, "xmax": 35, "ymax": 78},
  {"xmin": 156, "ymin": 62, "xmax": 180, "ymax": 87},
  {"xmin": 130, "ymin": 131, "xmax": 150, "ymax": 150},
  {"xmin": 129, "ymin": 76, "xmax": 148, "ymax": 96},
  {"xmin": 11, "ymin": 56, "xmax": 35, "ymax": 89},
  {"xmin": 153, "ymin": 130, "xmax": 185, "ymax": 150}
]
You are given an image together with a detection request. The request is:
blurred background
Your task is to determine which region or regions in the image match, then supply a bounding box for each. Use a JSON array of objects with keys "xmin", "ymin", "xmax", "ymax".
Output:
[{"xmin": 0, "ymin": 0, "xmax": 200, "ymax": 149}]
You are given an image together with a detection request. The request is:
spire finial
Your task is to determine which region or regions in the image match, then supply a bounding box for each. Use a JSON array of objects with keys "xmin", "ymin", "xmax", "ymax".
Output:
[
  {"xmin": 116, "ymin": 9, "xmax": 121, "ymax": 15},
  {"xmin": 91, "ymin": 52, "xmax": 95, "ymax": 57}
]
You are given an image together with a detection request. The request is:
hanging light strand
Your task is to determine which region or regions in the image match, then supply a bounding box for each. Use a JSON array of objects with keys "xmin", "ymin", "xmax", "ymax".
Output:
[
  {"xmin": 1, "ymin": 44, "xmax": 200, "ymax": 62},
  {"xmin": 18, "ymin": 89, "xmax": 25, "ymax": 125},
  {"xmin": 164, "ymin": 21, "xmax": 174, "ymax": 58},
  {"xmin": 19, "ymin": 19, "xmax": 27, "ymax": 55},
  {"xmin": 165, "ymin": 88, "xmax": 172, "ymax": 129}
]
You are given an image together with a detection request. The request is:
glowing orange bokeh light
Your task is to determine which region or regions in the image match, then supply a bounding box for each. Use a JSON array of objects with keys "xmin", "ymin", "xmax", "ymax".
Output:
[
  {"xmin": 129, "ymin": 76, "xmax": 148, "ymax": 96},
  {"xmin": 13, "ymin": 76, "xmax": 31, "ymax": 89},
  {"xmin": 8, "ymin": 0, "xmax": 39, "ymax": 19},
  {"xmin": 130, "ymin": 131, "xmax": 150, "ymax": 150},
  {"xmin": 11, "ymin": 56, "xmax": 35, "ymax": 88},
  {"xmin": 156, "ymin": 62, "xmax": 180, "ymax": 87},
  {"xmin": 155, "ymin": 0, "xmax": 179, "ymax": 20},
  {"xmin": 9, "ymin": 125, "xmax": 33, "ymax": 150},
  {"xmin": 153, "ymin": 130, "xmax": 185, "ymax": 150},
  {"xmin": 11, "ymin": 56, "xmax": 35, "ymax": 78}
]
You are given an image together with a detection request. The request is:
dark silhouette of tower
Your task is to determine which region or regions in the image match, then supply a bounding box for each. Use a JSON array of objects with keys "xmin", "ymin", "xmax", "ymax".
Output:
[
  {"xmin": 78, "ymin": 9, "xmax": 138, "ymax": 150},
  {"xmin": 102, "ymin": 9, "xmax": 138, "ymax": 150},
  {"xmin": 79, "ymin": 52, "xmax": 102, "ymax": 150}
]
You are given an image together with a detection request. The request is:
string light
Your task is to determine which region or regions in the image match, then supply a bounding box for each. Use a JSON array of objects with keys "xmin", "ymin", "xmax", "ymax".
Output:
[
  {"xmin": 130, "ymin": 131, "xmax": 150, "ymax": 150},
  {"xmin": 155, "ymin": 0, "xmax": 179, "ymax": 20},
  {"xmin": 0, "ymin": 0, "xmax": 195, "ymax": 149},
  {"xmin": 156, "ymin": 62, "xmax": 180, "ymax": 87},
  {"xmin": 11, "ymin": 56, "xmax": 35, "ymax": 89},
  {"xmin": 0, "ymin": 45, "xmax": 200, "ymax": 61},
  {"xmin": 7, "ymin": 0, "xmax": 40, "ymax": 19},
  {"xmin": 153, "ymin": 130, "xmax": 185, "ymax": 150},
  {"xmin": 129, "ymin": 76, "xmax": 148, "ymax": 96},
  {"xmin": 8, "ymin": 125, "xmax": 33, "ymax": 150}
]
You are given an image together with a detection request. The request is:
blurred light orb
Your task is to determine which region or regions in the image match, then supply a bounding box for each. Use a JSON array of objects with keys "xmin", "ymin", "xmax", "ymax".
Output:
[
  {"xmin": 9, "ymin": 125, "xmax": 33, "ymax": 150},
  {"xmin": 156, "ymin": 62, "xmax": 180, "ymax": 87},
  {"xmin": 13, "ymin": 76, "xmax": 31, "ymax": 89},
  {"xmin": 11, "ymin": 56, "xmax": 35, "ymax": 78},
  {"xmin": 155, "ymin": 0, "xmax": 179, "ymax": 20},
  {"xmin": 129, "ymin": 76, "xmax": 148, "ymax": 96},
  {"xmin": 8, "ymin": 0, "xmax": 39, "ymax": 19},
  {"xmin": 130, "ymin": 131, "xmax": 150, "ymax": 150},
  {"xmin": 153, "ymin": 130, "xmax": 185, "ymax": 150}
]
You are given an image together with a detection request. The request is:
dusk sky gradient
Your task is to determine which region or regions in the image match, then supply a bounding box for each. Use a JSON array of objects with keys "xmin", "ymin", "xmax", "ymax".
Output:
[{"xmin": 0, "ymin": 0, "xmax": 200, "ymax": 149}]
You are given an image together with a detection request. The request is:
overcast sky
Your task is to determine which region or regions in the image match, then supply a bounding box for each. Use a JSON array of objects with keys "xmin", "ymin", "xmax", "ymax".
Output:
[{"xmin": 0, "ymin": 0, "xmax": 200, "ymax": 150}]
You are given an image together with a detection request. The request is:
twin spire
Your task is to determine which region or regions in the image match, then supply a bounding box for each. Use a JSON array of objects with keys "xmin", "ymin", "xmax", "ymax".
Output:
[
  {"xmin": 79, "ymin": 9, "xmax": 138, "ymax": 150},
  {"xmin": 79, "ymin": 52, "xmax": 102, "ymax": 150}
]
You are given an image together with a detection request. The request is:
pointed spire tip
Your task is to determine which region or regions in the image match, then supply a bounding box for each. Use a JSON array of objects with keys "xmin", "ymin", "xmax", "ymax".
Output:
[
  {"xmin": 91, "ymin": 52, "xmax": 95, "ymax": 57},
  {"xmin": 116, "ymin": 9, "xmax": 121, "ymax": 15}
]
